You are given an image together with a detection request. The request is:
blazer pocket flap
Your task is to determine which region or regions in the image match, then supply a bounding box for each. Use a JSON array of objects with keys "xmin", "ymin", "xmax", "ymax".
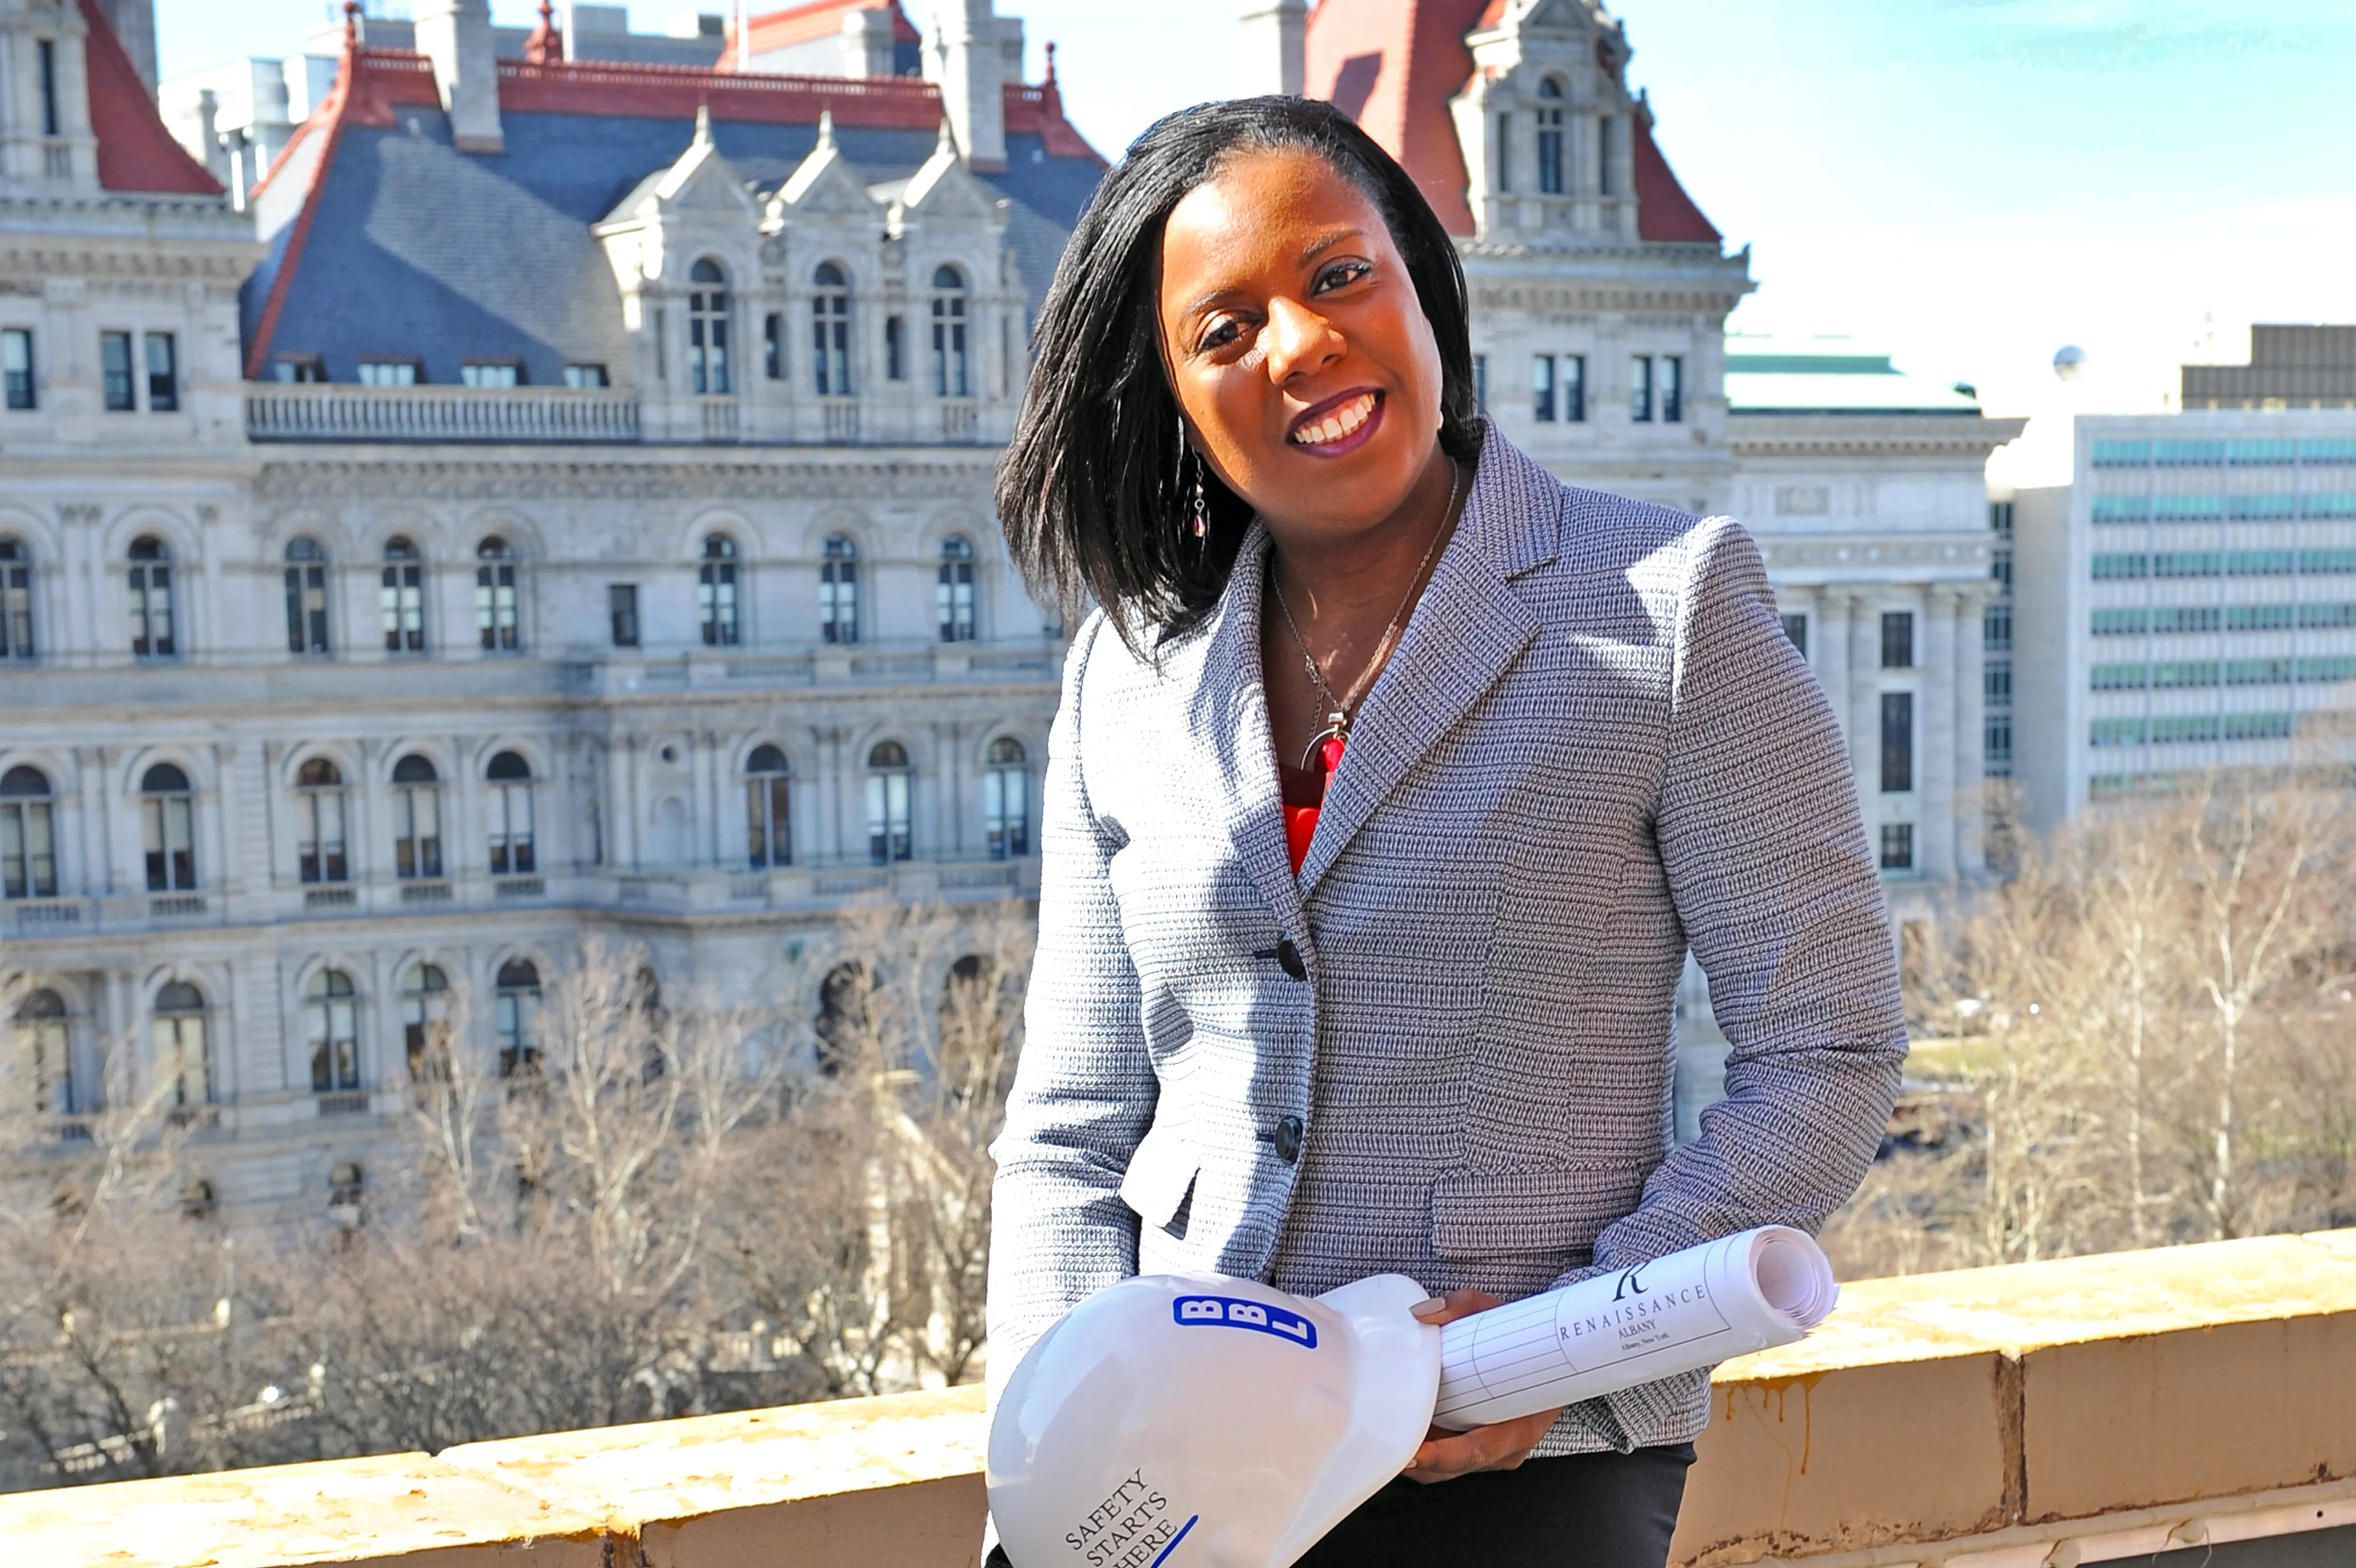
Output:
[
  {"xmin": 1430, "ymin": 1162, "xmax": 1650, "ymax": 1259},
  {"xmin": 1119, "ymin": 1120, "xmax": 1201, "ymax": 1230}
]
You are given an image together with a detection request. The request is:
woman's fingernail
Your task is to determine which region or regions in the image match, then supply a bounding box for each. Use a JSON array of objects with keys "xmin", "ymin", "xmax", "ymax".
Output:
[{"xmin": 1409, "ymin": 1296, "xmax": 1448, "ymax": 1318}]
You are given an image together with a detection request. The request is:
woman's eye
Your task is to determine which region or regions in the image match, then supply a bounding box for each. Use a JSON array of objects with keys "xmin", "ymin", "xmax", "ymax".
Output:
[
  {"xmin": 1197, "ymin": 317, "xmax": 1242, "ymax": 353},
  {"xmin": 1313, "ymin": 260, "xmax": 1372, "ymax": 294}
]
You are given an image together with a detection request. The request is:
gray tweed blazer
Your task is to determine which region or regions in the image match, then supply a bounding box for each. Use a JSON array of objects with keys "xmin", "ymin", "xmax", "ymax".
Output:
[{"xmin": 987, "ymin": 426, "xmax": 1905, "ymax": 1454}]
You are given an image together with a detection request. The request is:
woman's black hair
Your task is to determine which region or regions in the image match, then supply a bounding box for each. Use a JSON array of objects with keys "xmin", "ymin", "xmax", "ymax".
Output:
[{"xmin": 997, "ymin": 95, "xmax": 1481, "ymax": 657}]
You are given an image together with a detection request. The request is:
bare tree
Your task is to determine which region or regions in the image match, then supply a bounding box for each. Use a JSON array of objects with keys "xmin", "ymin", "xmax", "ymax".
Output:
[
  {"xmin": 2, "ymin": 903, "xmax": 1037, "ymax": 1491},
  {"xmin": 1828, "ymin": 773, "xmax": 2356, "ymax": 1280}
]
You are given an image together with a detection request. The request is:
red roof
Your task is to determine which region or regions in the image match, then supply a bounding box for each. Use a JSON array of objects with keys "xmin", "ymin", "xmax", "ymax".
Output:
[
  {"xmin": 79, "ymin": 0, "xmax": 223, "ymax": 196},
  {"xmin": 716, "ymin": 0, "xmax": 921, "ymax": 69},
  {"xmin": 1303, "ymin": 0, "xmax": 1484, "ymax": 235},
  {"xmin": 1303, "ymin": 0, "xmax": 1720, "ymax": 244},
  {"xmin": 1630, "ymin": 106, "xmax": 1718, "ymax": 243}
]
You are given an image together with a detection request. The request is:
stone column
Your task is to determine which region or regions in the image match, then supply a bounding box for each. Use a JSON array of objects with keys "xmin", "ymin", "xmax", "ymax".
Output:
[
  {"xmin": 1848, "ymin": 595, "xmax": 1881, "ymax": 796},
  {"xmin": 686, "ymin": 727, "xmax": 712, "ymax": 869},
  {"xmin": 1955, "ymin": 584, "xmax": 1988, "ymax": 876},
  {"xmin": 208, "ymin": 739, "xmax": 238, "ymax": 902},
  {"xmin": 1815, "ymin": 588, "xmax": 1851, "ymax": 759},
  {"xmin": 1922, "ymin": 588, "xmax": 1960, "ymax": 880},
  {"xmin": 451, "ymin": 736, "xmax": 482, "ymax": 882},
  {"xmin": 813, "ymin": 723, "xmax": 842, "ymax": 865},
  {"xmin": 353, "ymin": 736, "xmax": 380, "ymax": 895},
  {"xmin": 603, "ymin": 736, "xmax": 634, "ymax": 871}
]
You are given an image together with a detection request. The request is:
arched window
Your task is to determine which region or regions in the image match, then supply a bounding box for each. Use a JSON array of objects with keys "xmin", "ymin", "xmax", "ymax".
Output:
[
  {"xmin": 0, "ymin": 765, "xmax": 57, "ymax": 899},
  {"xmin": 745, "ymin": 743, "xmax": 790, "ymax": 869},
  {"xmin": 814, "ymin": 961, "xmax": 868, "ymax": 1075},
  {"xmin": 0, "ymin": 537, "xmax": 36, "ymax": 660},
  {"xmin": 400, "ymin": 962, "xmax": 448, "ymax": 1080},
  {"xmin": 983, "ymin": 736, "xmax": 1028, "ymax": 860},
  {"xmin": 931, "ymin": 264, "xmax": 969, "ymax": 397},
  {"xmin": 475, "ymin": 537, "xmax": 519, "ymax": 652},
  {"xmin": 937, "ymin": 535, "xmax": 976, "ymax": 643},
  {"xmin": 284, "ymin": 538, "xmax": 329, "ymax": 656},
  {"xmin": 866, "ymin": 740, "xmax": 912, "ymax": 864},
  {"xmin": 939, "ymin": 952, "xmax": 995, "ymax": 1064},
  {"xmin": 180, "ymin": 1176, "xmax": 216, "ymax": 1220},
  {"xmin": 381, "ymin": 537, "xmax": 425, "ymax": 654},
  {"xmin": 812, "ymin": 262, "xmax": 852, "ymax": 397},
  {"xmin": 689, "ymin": 257, "xmax": 730, "ymax": 395},
  {"xmin": 305, "ymin": 968, "xmax": 360, "ymax": 1093},
  {"xmin": 153, "ymin": 980, "xmax": 210, "ymax": 1107},
  {"xmin": 15, "ymin": 989, "xmax": 70, "ymax": 1115},
  {"xmin": 127, "ymin": 535, "xmax": 176, "ymax": 658},
  {"xmin": 140, "ymin": 762, "xmax": 196, "ymax": 891},
  {"xmin": 485, "ymin": 750, "xmax": 534, "ymax": 875},
  {"xmin": 820, "ymin": 534, "xmax": 859, "ymax": 644},
  {"xmin": 1535, "ymin": 77, "xmax": 1566, "ymax": 195},
  {"xmin": 294, "ymin": 757, "xmax": 348, "ymax": 884},
  {"xmin": 495, "ymin": 958, "xmax": 541, "ymax": 1076},
  {"xmin": 699, "ymin": 534, "xmax": 740, "ymax": 647},
  {"xmin": 391, "ymin": 754, "xmax": 442, "ymax": 879}
]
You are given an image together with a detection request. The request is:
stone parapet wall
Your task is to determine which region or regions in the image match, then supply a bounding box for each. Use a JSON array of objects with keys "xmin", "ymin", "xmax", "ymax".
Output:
[{"xmin": 7, "ymin": 1230, "xmax": 2354, "ymax": 1567}]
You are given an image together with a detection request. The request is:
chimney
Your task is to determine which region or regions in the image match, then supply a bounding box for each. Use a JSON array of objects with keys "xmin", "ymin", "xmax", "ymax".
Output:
[
  {"xmin": 194, "ymin": 88, "xmax": 231, "ymax": 189},
  {"xmin": 842, "ymin": 6, "xmax": 896, "ymax": 78},
  {"xmin": 1237, "ymin": 0, "xmax": 1306, "ymax": 97},
  {"xmin": 416, "ymin": 0, "xmax": 504, "ymax": 153},
  {"xmin": 923, "ymin": 0, "xmax": 1007, "ymax": 172},
  {"xmin": 95, "ymin": 0, "xmax": 159, "ymax": 94}
]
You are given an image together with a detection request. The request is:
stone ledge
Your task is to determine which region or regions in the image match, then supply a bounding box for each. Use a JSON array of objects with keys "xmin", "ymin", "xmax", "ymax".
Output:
[{"xmin": 6, "ymin": 1232, "xmax": 2353, "ymax": 1568}]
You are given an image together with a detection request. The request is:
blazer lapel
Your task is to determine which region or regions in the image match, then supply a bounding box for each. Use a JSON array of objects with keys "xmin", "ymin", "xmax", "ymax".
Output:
[
  {"xmin": 1191, "ymin": 524, "xmax": 1312, "ymax": 938},
  {"xmin": 1296, "ymin": 431, "xmax": 1561, "ymax": 897}
]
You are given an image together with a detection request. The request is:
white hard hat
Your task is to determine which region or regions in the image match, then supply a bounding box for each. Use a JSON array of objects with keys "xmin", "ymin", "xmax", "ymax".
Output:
[{"xmin": 988, "ymin": 1271, "xmax": 1439, "ymax": 1568}]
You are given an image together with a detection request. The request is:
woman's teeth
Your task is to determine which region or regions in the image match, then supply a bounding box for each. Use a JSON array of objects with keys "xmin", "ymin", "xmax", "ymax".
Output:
[{"xmin": 1290, "ymin": 392, "xmax": 1376, "ymax": 447}]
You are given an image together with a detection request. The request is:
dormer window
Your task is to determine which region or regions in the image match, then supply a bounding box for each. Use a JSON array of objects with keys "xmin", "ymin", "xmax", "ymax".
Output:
[
  {"xmin": 931, "ymin": 266, "xmax": 969, "ymax": 398},
  {"xmin": 812, "ymin": 263, "xmax": 852, "ymax": 398},
  {"xmin": 461, "ymin": 360, "xmax": 522, "ymax": 388},
  {"xmin": 2, "ymin": 329, "xmax": 33, "ymax": 409},
  {"xmin": 272, "ymin": 355, "xmax": 326, "ymax": 384},
  {"xmin": 689, "ymin": 259, "xmax": 730, "ymax": 395},
  {"xmin": 38, "ymin": 39, "xmax": 60, "ymax": 138},
  {"xmin": 101, "ymin": 332, "xmax": 135, "ymax": 411},
  {"xmin": 562, "ymin": 363, "xmax": 608, "ymax": 388},
  {"xmin": 358, "ymin": 359, "xmax": 419, "ymax": 386},
  {"xmin": 1536, "ymin": 78, "xmax": 1566, "ymax": 196},
  {"xmin": 145, "ymin": 335, "xmax": 178, "ymax": 412}
]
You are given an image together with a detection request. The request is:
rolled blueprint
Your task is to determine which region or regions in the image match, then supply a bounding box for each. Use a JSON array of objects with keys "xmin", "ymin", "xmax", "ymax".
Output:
[{"xmin": 1431, "ymin": 1225, "xmax": 1837, "ymax": 1431}]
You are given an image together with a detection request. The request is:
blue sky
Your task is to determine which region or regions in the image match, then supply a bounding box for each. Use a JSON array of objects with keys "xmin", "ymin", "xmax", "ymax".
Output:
[{"xmin": 159, "ymin": 1, "xmax": 2355, "ymax": 479}]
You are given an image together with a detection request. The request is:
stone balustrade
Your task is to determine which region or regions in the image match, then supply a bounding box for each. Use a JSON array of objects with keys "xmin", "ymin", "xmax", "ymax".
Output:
[
  {"xmin": 6, "ymin": 1229, "xmax": 2354, "ymax": 1567},
  {"xmin": 244, "ymin": 385, "xmax": 643, "ymax": 445}
]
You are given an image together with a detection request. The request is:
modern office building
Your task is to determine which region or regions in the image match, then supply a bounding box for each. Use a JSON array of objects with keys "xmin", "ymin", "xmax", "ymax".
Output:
[{"xmin": 2011, "ymin": 375, "xmax": 2356, "ymax": 833}]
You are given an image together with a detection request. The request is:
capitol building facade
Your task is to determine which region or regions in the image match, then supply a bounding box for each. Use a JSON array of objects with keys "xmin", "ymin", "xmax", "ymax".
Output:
[{"xmin": 3, "ymin": 0, "xmax": 2016, "ymax": 1210}]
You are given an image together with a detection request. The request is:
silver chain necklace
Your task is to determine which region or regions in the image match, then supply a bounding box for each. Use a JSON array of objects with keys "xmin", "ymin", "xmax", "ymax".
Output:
[{"xmin": 1268, "ymin": 459, "xmax": 1462, "ymax": 772}]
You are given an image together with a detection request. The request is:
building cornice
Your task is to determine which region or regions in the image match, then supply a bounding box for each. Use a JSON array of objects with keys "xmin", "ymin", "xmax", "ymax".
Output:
[
  {"xmin": 1728, "ymin": 412, "xmax": 2029, "ymax": 461},
  {"xmin": 0, "ymin": 194, "xmax": 255, "ymax": 250},
  {"xmin": 0, "ymin": 239, "xmax": 260, "ymax": 283},
  {"xmin": 1754, "ymin": 530, "xmax": 1993, "ymax": 583},
  {"xmin": 252, "ymin": 448, "xmax": 1007, "ymax": 503}
]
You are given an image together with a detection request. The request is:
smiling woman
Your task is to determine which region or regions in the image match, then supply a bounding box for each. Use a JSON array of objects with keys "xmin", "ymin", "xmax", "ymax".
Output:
[
  {"xmin": 999, "ymin": 99, "xmax": 1478, "ymax": 650},
  {"xmin": 989, "ymin": 98, "xmax": 1905, "ymax": 1568}
]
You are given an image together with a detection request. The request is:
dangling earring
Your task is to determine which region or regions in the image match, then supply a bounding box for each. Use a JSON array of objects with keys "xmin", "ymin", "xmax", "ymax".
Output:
[{"xmin": 1190, "ymin": 454, "xmax": 1209, "ymax": 539}]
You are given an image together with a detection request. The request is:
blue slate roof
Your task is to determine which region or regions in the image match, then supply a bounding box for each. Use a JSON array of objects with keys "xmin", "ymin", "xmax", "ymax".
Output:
[{"xmin": 242, "ymin": 97, "xmax": 1104, "ymax": 389}]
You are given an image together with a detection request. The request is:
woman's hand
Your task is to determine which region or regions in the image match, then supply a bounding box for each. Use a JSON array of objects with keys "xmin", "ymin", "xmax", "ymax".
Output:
[{"xmin": 1401, "ymin": 1289, "xmax": 1564, "ymax": 1484}]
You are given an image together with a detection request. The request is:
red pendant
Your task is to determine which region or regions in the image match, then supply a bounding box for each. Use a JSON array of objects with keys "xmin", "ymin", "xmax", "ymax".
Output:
[{"xmin": 1318, "ymin": 734, "xmax": 1346, "ymax": 775}]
